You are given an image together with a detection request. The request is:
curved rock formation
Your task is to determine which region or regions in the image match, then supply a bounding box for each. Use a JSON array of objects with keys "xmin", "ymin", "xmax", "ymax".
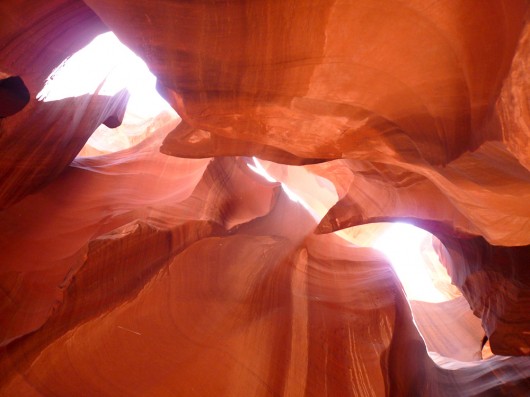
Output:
[
  {"xmin": 1, "ymin": 1, "xmax": 529, "ymax": 396},
  {"xmin": 0, "ymin": 0, "xmax": 129, "ymax": 209},
  {"xmin": 86, "ymin": 0, "xmax": 527, "ymax": 164}
]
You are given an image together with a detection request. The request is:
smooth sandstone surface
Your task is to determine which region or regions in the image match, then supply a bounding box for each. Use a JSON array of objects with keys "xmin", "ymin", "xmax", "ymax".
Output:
[{"xmin": 1, "ymin": 1, "xmax": 529, "ymax": 396}]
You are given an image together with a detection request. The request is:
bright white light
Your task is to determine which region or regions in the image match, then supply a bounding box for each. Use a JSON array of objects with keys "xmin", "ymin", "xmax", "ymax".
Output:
[
  {"xmin": 247, "ymin": 157, "xmax": 318, "ymax": 218},
  {"xmin": 247, "ymin": 157, "xmax": 277, "ymax": 183},
  {"xmin": 36, "ymin": 32, "xmax": 172, "ymax": 119},
  {"xmin": 373, "ymin": 223, "xmax": 449, "ymax": 303}
]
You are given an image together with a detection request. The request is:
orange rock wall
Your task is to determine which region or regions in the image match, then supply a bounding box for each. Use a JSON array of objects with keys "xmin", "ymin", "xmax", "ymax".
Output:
[{"xmin": 1, "ymin": 1, "xmax": 529, "ymax": 396}]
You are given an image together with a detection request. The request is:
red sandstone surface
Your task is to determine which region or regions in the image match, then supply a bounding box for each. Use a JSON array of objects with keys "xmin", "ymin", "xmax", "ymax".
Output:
[{"xmin": 1, "ymin": 1, "xmax": 529, "ymax": 396}]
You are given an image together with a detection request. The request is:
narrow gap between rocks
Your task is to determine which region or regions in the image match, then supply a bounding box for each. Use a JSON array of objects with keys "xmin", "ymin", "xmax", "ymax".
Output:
[
  {"xmin": 347, "ymin": 222, "xmax": 491, "ymax": 363},
  {"xmin": 36, "ymin": 32, "xmax": 177, "ymax": 157}
]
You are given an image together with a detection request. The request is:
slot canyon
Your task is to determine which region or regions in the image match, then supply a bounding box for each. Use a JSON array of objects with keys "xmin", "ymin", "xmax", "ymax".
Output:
[{"xmin": 0, "ymin": 1, "xmax": 529, "ymax": 396}]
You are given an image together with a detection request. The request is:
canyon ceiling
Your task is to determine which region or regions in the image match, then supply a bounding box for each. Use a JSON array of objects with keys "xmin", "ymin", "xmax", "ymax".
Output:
[{"xmin": 0, "ymin": 1, "xmax": 529, "ymax": 396}]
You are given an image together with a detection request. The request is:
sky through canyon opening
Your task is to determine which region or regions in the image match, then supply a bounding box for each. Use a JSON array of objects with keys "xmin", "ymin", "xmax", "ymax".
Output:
[{"xmin": 36, "ymin": 32, "xmax": 176, "ymax": 156}]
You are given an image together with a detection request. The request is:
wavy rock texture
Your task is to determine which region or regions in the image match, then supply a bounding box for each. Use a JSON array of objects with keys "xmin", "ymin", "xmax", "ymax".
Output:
[
  {"xmin": 0, "ymin": 0, "xmax": 129, "ymax": 209},
  {"xmin": 86, "ymin": 0, "xmax": 527, "ymax": 164},
  {"xmin": 1, "ymin": 1, "xmax": 530, "ymax": 396}
]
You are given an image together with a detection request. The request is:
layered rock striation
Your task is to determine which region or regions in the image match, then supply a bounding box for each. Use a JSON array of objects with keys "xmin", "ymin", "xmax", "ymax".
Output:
[{"xmin": 0, "ymin": 1, "xmax": 529, "ymax": 396}]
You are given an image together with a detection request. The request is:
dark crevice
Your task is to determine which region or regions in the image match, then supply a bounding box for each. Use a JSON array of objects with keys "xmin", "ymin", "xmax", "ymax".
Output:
[{"xmin": 0, "ymin": 76, "xmax": 30, "ymax": 118}]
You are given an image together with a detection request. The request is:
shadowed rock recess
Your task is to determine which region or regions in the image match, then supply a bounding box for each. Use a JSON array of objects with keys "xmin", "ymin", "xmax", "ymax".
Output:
[{"xmin": 1, "ymin": 1, "xmax": 529, "ymax": 396}]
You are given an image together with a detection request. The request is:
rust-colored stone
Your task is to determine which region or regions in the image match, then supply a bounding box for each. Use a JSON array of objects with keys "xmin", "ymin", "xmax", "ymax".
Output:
[{"xmin": 1, "ymin": 1, "xmax": 529, "ymax": 396}]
